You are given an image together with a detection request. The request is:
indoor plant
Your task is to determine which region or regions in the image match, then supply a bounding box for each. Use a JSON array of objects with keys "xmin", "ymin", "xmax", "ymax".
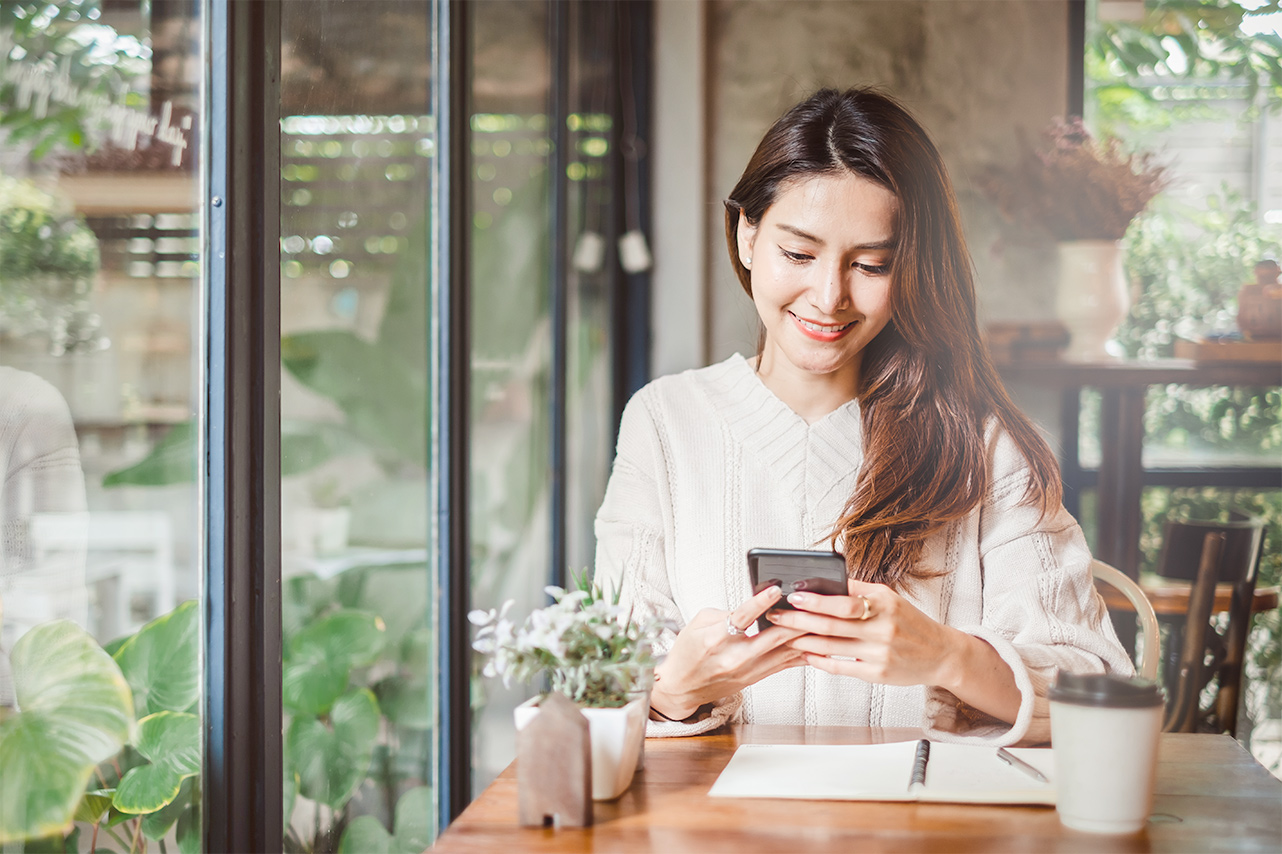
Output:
[
  {"xmin": 981, "ymin": 118, "xmax": 1171, "ymax": 360},
  {"xmin": 469, "ymin": 577, "xmax": 666, "ymax": 800}
]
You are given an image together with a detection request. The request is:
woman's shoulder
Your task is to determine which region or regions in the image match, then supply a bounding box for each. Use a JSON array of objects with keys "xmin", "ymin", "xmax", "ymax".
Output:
[{"xmin": 630, "ymin": 353, "xmax": 753, "ymax": 411}]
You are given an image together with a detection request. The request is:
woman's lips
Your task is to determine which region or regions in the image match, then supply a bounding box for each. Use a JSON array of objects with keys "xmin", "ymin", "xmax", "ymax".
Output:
[{"xmin": 789, "ymin": 311, "xmax": 855, "ymax": 342}]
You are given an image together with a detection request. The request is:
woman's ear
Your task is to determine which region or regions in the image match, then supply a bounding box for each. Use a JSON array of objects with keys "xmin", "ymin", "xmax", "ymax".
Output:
[{"xmin": 736, "ymin": 210, "xmax": 757, "ymax": 269}]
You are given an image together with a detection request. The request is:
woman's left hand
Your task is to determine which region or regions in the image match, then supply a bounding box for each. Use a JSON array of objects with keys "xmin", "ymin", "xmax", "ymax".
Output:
[
  {"xmin": 767, "ymin": 579, "xmax": 964, "ymax": 689},
  {"xmin": 768, "ymin": 578, "xmax": 1023, "ymax": 724}
]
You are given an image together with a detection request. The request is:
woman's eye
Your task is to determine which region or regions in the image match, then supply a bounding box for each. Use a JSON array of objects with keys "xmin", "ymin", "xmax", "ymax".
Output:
[
  {"xmin": 780, "ymin": 248, "xmax": 812, "ymax": 263},
  {"xmin": 855, "ymin": 261, "xmax": 891, "ymax": 276}
]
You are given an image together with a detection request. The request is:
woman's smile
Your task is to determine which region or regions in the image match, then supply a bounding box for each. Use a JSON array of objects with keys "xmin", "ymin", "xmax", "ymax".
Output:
[{"xmin": 789, "ymin": 311, "xmax": 856, "ymax": 341}]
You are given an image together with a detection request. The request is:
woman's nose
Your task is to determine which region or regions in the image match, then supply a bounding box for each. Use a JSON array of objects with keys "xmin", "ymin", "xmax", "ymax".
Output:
[{"xmin": 809, "ymin": 264, "xmax": 850, "ymax": 316}]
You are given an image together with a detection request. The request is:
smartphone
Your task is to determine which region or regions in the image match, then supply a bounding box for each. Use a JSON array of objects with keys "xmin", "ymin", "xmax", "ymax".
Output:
[{"xmin": 746, "ymin": 548, "xmax": 848, "ymax": 632}]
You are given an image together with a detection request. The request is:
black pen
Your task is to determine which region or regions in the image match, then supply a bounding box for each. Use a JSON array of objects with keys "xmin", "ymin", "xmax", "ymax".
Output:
[{"xmin": 996, "ymin": 748, "xmax": 1049, "ymax": 783}]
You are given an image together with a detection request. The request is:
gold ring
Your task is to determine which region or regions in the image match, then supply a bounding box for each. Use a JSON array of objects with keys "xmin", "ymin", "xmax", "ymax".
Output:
[{"xmin": 857, "ymin": 595, "xmax": 873, "ymax": 621}]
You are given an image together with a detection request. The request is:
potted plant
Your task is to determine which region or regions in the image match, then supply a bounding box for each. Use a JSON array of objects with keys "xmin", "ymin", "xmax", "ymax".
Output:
[
  {"xmin": 980, "ymin": 118, "xmax": 1171, "ymax": 360},
  {"xmin": 469, "ymin": 577, "xmax": 666, "ymax": 800}
]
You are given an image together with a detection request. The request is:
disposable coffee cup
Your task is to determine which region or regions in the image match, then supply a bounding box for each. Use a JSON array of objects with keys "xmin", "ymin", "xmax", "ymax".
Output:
[{"xmin": 1048, "ymin": 672, "xmax": 1165, "ymax": 834}]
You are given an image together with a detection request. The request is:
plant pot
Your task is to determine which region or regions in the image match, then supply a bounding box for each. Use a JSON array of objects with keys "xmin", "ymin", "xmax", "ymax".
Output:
[
  {"xmin": 514, "ymin": 694, "xmax": 648, "ymax": 800},
  {"xmin": 1056, "ymin": 240, "xmax": 1129, "ymax": 361}
]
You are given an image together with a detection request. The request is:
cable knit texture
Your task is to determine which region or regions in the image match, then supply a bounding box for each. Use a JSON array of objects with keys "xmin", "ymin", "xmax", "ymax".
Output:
[{"xmin": 594, "ymin": 354, "xmax": 1134, "ymax": 745}]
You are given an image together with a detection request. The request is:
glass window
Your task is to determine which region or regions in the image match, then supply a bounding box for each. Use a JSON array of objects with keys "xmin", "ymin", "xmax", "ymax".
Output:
[
  {"xmin": 1, "ymin": 0, "xmax": 205, "ymax": 849},
  {"xmin": 278, "ymin": 1, "xmax": 437, "ymax": 850},
  {"xmin": 467, "ymin": 0, "xmax": 628, "ymax": 795}
]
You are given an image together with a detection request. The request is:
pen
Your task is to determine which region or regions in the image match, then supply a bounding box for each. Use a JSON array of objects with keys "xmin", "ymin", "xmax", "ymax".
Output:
[{"xmin": 996, "ymin": 748, "xmax": 1049, "ymax": 783}]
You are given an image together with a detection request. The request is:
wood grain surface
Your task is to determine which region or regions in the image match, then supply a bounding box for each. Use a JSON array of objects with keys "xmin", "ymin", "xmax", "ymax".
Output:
[{"xmin": 430, "ymin": 725, "xmax": 1281, "ymax": 853}]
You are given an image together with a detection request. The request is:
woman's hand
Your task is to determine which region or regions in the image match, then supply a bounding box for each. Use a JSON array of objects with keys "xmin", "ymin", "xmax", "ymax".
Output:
[
  {"xmin": 768, "ymin": 579, "xmax": 1022, "ymax": 724},
  {"xmin": 649, "ymin": 585, "xmax": 809, "ymax": 721}
]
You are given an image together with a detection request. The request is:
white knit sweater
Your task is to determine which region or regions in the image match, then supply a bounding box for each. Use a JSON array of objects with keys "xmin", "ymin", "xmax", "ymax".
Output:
[{"xmin": 594, "ymin": 354, "xmax": 1133, "ymax": 746}]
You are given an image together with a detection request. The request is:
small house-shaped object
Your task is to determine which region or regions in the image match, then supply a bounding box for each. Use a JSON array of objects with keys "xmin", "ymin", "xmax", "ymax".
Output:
[{"xmin": 517, "ymin": 691, "xmax": 593, "ymax": 827}]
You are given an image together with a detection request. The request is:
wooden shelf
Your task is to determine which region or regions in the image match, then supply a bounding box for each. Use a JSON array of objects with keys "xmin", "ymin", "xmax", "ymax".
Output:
[{"xmin": 57, "ymin": 172, "xmax": 197, "ymax": 215}]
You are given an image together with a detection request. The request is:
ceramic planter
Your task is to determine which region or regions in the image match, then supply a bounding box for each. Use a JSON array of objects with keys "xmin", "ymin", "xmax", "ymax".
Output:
[
  {"xmin": 515, "ymin": 694, "xmax": 648, "ymax": 800},
  {"xmin": 1056, "ymin": 239, "xmax": 1129, "ymax": 361}
]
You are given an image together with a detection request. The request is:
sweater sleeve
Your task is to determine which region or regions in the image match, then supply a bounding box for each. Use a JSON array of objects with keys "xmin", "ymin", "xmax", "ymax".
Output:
[
  {"xmin": 923, "ymin": 429, "xmax": 1135, "ymax": 747},
  {"xmin": 593, "ymin": 390, "xmax": 739, "ymax": 737}
]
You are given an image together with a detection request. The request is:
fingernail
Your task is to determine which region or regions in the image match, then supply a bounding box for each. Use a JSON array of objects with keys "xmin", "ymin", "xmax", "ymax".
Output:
[
  {"xmin": 768, "ymin": 585, "xmax": 782, "ymax": 597},
  {"xmin": 787, "ymin": 592, "xmax": 807, "ymax": 605},
  {"xmin": 766, "ymin": 611, "xmax": 780, "ymax": 621}
]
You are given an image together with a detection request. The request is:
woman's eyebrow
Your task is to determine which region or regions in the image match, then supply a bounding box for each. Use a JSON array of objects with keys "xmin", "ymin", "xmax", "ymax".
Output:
[{"xmin": 774, "ymin": 222, "xmax": 896, "ymax": 251}]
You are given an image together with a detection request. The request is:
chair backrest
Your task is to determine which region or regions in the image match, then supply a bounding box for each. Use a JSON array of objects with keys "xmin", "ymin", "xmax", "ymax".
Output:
[
  {"xmin": 1156, "ymin": 514, "xmax": 1265, "ymax": 736},
  {"xmin": 1155, "ymin": 515, "xmax": 1264, "ymax": 584},
  {"xmin": 1091, "ymin": 559, "xmax": 1160, "ymax": 682}
]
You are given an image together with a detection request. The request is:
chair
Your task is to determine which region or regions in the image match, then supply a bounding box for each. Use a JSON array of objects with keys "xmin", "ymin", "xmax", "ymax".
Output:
[
  {"xmin": 1154, "ymin": 515, "xmax": 1265, "ymax": 736},
  {"xmin": 1092, "ymin": 559, "xmax": 1160, "ymax": 682}
]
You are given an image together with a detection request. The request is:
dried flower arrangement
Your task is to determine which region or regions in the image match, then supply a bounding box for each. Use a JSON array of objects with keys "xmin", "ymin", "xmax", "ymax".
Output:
[{"xmin": 980, "ymin": 118, "xmax": 1172, "ymax": 241}]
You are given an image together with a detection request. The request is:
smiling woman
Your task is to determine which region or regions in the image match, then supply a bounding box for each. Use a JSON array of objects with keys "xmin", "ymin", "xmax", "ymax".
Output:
[{"xmin": 593, "ymin": 87, "xmax": 1135, "ymax": 748}]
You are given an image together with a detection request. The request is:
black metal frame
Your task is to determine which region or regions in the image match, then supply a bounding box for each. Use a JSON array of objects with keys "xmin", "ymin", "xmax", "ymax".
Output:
[
  {"xmin": 204, "ymin": 0, "xmax": 283, "ymax": 851},
  {"xmin": 549, "ymin": 0, "xmax": 572, "ymax": 591},
  {"xmin": 1068, "ymin": 0, "xmax": 1086, "ymax": 117},
  {"xmin": 434, "ymin": 0, "xmax": 473, "ymax": 830}
]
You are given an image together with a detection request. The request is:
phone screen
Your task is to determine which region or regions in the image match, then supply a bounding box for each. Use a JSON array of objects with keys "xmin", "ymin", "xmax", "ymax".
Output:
[{"xmin": 747, "ymin": 548, "xmax": 847, "ymax": 630}]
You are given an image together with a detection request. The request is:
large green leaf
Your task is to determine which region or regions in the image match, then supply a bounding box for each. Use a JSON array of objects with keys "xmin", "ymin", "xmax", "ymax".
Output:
[
  {"xmin": 281, "ymin": 331, "xmax": 427, "ymax": 467},
  {"xmin": 113, "ymin": 712, "xmax": 200, "ymax": 815},
  {"xmin": 0, "ymin": 621, "xmax": 134, "ymax": 844},
  {"xmin": 176, "ymin": 803, "xmax": 201, "ymax": 854},
  {"xmin": 139, "ymin": 777, "xmax": 194, "ymax": 840},
  {"xmin": 373, "ymin": 676, "xmax": 432, "ymax": 730},
  {"xmin": 286, "ymin": 688, "xmax": 380, "ymax": 810},
  {"xmin": 101, "ymin": 421, "xmax": 196, "ymax": 487},
  {"xmin": 336, "ymin": 786, "xmax": 433, "ymax": 854},
  {"xmin": 283, "ymin": 610, "xmax": 386, "ymax": 716},
  {"xmin": 113, "ymin": 600, "xmax": 199, "ymax": 717}
]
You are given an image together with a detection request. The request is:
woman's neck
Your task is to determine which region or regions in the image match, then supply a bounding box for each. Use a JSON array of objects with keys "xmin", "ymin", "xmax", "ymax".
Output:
[{"xmin": 751, "ymin": 351, "xmax": 860, "ymax": 424}]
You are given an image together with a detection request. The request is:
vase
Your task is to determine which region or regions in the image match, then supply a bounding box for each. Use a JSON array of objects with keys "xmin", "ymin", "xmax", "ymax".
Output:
[
  {"xmin": 1055, "ymin": 240, "xmax": 1129, "ymax": 361},
  {"xmin": 514, "ymin": 694, "xmax": 648, "ymax": 800}
]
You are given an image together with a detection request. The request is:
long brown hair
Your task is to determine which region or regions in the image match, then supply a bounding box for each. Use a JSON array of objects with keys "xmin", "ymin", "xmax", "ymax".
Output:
[{"xmin": 724, "ymin": 87, "xmax": 1062, "ymax": 589}]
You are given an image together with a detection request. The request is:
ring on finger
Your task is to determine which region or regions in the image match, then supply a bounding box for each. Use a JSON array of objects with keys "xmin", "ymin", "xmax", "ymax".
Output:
[
  {"xmin": 856, "ymin": 595, "xmax": 873, "ymax": 621},
  {"xmin": 725, "ymin": 615, "xmax": 744, "ymax": 636}
]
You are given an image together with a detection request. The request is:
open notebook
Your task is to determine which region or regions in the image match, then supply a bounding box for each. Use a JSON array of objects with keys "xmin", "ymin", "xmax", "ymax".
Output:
[{"xmin": 708, "ymin": 740, "xmax": 1056, "ymax": 805}]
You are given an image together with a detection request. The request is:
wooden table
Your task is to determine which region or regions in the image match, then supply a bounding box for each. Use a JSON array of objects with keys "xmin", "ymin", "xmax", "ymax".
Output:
[
  {"xmin": 997, "ymin": 358, "xmax": 1280, "ymax": 577},
  {"xmin": 431, "ymin": 725, "xmax": 1281, "ymax": 852}
]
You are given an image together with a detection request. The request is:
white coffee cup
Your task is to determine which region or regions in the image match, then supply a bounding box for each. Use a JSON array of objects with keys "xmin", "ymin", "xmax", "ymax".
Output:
[{"xmin": 1048, "ymin": 672, "xmax": 1165, "ymax": 834}]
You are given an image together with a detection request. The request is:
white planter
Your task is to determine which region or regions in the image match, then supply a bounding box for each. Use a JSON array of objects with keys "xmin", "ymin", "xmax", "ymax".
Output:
[
  {"xmin": 1056, "ymin": 240, "xmax": 1129, "ymax": 361},
  {"xmin": 514, "ymin": 694, "xmax": 648, "ymax": 800}
]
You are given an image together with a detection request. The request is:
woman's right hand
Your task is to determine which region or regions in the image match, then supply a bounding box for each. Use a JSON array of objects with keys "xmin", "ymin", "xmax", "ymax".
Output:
[{"xmin": 649, "ymin": 585, "xmax": 809, "ymax": 721}]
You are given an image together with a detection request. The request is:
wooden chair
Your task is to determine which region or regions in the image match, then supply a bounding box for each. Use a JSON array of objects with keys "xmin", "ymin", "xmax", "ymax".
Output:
[
  {"xmin": 1156, "ymin": 515, "xmax": 1266, "ymax": 736},
  {"xmin": 1091, "ymin": 559, "xmax": 1160, "ymax": 681}
]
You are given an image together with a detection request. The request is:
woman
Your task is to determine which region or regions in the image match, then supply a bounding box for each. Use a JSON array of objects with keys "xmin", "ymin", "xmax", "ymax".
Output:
[{"xmin": 594, "ymin": 88, "xmax": 1132, "ymax": 745}]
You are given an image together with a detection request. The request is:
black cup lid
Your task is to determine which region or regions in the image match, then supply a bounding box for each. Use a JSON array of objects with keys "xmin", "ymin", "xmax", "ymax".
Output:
[{"xmin": 1047, "ymin": 672, "xmax": 1165, "ymax": 708}]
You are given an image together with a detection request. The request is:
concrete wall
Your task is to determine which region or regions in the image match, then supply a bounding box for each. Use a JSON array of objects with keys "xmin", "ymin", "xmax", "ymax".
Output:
[{"xmin": 652, "ymin": 0, "xmax": 1074, "ymax": 371}]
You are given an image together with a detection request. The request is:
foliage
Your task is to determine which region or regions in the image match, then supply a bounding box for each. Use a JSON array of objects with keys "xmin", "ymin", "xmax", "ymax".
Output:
[
  {"xmin": 979, "ymin": 118, "xmax": 1171, "ymax": 240},
  {"xmin": 470, "ymin": 575, "xmax": 665, "ymax": 708},
  {"xmin": 283, "ymin": 562, "xmax": 433, "ymax": 854},
  {"xmin": 1088, "ymin": 0, "xmax": 1282, "ymax": 126},
  {"xmin": 0, "ymin": 621, "xmax": 134, "ymax": 844},
  {"xmin": 0, "ymin": 0, "xmax": 151, "ymax": 161},
  {"xmin": 0, "ymin": 172, "xmax": 103, "ymax": 352},
  {"xmin": 1117, "ymin": 190, "xmax": 1282, "ymax": 359}
]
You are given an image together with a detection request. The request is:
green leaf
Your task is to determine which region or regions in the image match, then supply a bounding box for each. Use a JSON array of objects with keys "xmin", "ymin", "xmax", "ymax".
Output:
[
  {"xmin": 286, "ymin": 688, "xmax": 380, "ymax": 810},
  {"xmin": 73, "ymin": 790, "xmax": 114, "ymax": 825},
  {"xmin": 373, "ymin": 677, "xmax": 432, "ymax": 730},
  {"xmin": 101, "ymin": 421, "xmax": 196, "ymax": 487},
  {"xmin": 283, "ymin": 610, "xmax": 386, "ymax": 716},
  {"xmin": 176, "ymin": 803, "xmax": 200, "ymax": 854},
  {"xmin": 0, "ymin": 621, "xmax": 134, "ymax": 844},
  {"xmin": 337, "ymin": 816, "xmax": 392, "ymax": 854},
  {"xmin": 281, "ymin": 331, "xmax": 427, "ymax": 466},
  {"xmin": 140, "ymin": 777, "xmax": 194, "ymax": 839},
  {"xmin": 113, "ymin": 600, "xmax": 199, "ymax": 717},
  {"xmin": 391, "ymin": 786, "xmax": 433, "ymax": 852},
  {"xmin": 283, "ymin": 770, "xmax": 299, "ymax": 828},
  {"xmin": 113, "ymin": 712, "xmax": 200, "ymax": 815}
]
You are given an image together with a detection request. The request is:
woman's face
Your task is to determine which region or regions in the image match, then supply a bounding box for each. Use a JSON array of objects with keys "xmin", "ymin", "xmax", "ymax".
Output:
[{"xmin": 737, "ymin": 171, "xmax": 898, "ymax": 387}]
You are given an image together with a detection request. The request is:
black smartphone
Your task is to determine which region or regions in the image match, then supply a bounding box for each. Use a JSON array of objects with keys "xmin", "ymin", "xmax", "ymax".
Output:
[{"xmin": 746, "ymin": 548, "xmax": 848, "ymax": 632}]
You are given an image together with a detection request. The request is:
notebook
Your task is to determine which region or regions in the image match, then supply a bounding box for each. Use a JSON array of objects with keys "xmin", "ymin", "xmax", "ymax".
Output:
[{"xmin": 708, "ymin": 740, "xmax": 1056, "ymax": 805}]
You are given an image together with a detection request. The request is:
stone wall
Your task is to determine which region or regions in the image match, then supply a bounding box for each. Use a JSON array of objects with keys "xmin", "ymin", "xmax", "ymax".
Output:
[{"xmin": 703, "ymin": 0, "xmax": 1072, "ymax": 362}]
